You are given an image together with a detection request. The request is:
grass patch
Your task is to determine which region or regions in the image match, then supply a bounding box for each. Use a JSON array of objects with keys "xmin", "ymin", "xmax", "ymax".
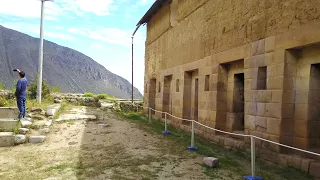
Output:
[
  {"xmin": 53, "ymin": 102, "xmax": 69, "ymax": 120},
  {"xmin": 26, "ymin": 98, "xmax": 53, "ymax": 110},
  {"xmin": 83, "ymin": 92, "xmax": 94, "ymax": 97},
  {"xmin": 118, "ymin": 112, "xmax": 313, "ymax": 180}
]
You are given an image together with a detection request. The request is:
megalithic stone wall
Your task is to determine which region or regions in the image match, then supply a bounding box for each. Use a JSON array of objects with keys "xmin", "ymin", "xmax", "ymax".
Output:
[{"xmin": 142, "ymin": 0, "xmax": 320, "ymax": 178}]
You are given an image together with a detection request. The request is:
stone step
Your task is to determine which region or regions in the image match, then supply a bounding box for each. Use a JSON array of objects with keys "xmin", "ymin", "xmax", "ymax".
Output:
[
  {"xmin": 0, "ymin": 132, "xmax": 15, "ymax": 147},
  {"xmin": 0, "ymin": 119, "xmax": 18, "ymax": 131},
  {"xmin": 0, "ymin": 107, "xmax": 19, "ymax": 119}
]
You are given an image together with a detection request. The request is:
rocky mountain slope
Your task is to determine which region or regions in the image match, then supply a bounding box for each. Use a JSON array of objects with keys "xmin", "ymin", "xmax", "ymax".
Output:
[{"xmin": 0, "ymin": 25, "xmax": 142, "ymax": 99}]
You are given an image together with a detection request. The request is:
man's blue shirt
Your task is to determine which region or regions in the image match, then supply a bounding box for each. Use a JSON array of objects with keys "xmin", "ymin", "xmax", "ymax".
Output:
[{"xmin": 16, "ymin": 77, "xmax": 28, "ymax": 98}]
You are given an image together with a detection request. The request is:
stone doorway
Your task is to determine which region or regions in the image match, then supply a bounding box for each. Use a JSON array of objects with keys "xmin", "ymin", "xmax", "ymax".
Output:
[
  {"xmin": 183, "ymin": 69, "xmax": 199, "ymax": 121},
  {"xmin": 163, "ymin": 75, "xmax": 172, "ymax": 118},
  {"xmin": 233, "ymin": 73, "xmax": 245, "ymax": 131},
  {"xmin": 216, "ymin": 60, "xmax": 244, "ymax": 132},
  {"xmin": 149, "ymin": 79, "xmax": 156, "ymax": 115},
  {"xmin": 281, "ymin": 46, "xmax": 320, "ymax": 152},
  {"xmin": 194, "ymin": 78, "xmax": 199, "ymax": 121}
]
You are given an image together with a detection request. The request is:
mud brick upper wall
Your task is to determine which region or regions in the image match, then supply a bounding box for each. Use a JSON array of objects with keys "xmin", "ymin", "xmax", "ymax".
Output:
[{"xmin": 144, "ymin": 0, "xmax": 320, "ymax": 77}]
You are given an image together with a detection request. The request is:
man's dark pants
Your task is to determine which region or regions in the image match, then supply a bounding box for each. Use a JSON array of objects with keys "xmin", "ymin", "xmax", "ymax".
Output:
[{"xmin": 17, "ymin": 97, "xmax": 26, "ymax": 119}]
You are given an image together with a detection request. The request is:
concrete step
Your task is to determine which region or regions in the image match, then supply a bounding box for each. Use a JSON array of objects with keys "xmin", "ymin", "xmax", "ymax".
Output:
[
  {"xmin": 0, "ymin": 107, "xmax": 19, "ymax": 119},
  {"xmin": 0, "ymin": 119, "xmax": 19, "ymax": 131},
  {"xmin": 0, "ymin": 132, "xmax": 15, "ymax": 147}
]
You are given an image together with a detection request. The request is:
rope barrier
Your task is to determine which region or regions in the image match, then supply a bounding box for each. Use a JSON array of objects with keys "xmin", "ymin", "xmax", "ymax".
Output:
[
  {"xmin": 135, "ymin": 104, "xmax": 320, "ymax": 157},
  {"xmin": 132, "ymin": 104, "xmax": 320, "ymax": 179}
]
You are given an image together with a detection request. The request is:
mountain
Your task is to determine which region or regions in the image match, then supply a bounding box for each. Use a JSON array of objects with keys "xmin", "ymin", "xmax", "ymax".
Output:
[{"xmin": 0, "ymin": 25, "xmax": 142, "ymax": 99}]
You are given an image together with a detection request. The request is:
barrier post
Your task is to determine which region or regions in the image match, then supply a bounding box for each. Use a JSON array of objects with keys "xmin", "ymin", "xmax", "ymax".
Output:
[
  {"xmin": 187, "ymin": 121, "xmax": 198, "ymax": 151},
  {"xmin": 148, "ymin": 108, "xmax": 151, "ymax": 124},
  {"xmin": 162, "ymin": 112, "xmax": 170, "ymax": 135},
  {"xmin": 136, "ymin": 105, "xmax": 138, "ymax": 112},
  {"xmin": 244, "ymin": 136, "xmax": 263, "ymax": 180}
]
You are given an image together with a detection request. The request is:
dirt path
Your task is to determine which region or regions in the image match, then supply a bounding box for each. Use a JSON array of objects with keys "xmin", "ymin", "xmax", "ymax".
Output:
[{"xmin": 0, "ymin": 106, "xmax": 238, "ymax": 180}]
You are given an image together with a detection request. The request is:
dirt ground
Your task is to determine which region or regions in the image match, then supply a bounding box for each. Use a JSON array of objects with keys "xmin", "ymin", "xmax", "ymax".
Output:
[{"xmin": 0, "ymin": 106, "xmax": 240, "ymax": 180}]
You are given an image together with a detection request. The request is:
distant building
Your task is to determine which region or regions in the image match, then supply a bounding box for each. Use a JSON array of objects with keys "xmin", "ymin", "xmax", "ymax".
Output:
[{"xmin": 138, "ymin": 0, "xmax": 320, "ymax": 177}]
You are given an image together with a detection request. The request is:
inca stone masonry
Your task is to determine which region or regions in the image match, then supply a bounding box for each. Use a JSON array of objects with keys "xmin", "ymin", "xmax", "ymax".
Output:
[{"xmin": 138, "ymin": 0, "xmax": 320, "ymax": 177}]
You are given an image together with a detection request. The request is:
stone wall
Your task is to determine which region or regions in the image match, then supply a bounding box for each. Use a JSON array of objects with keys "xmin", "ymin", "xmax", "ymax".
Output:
[
  {"xmin": 0, "ymin": 91, "xmax": 14, "ymax": 99},
  {"xmin": 143, "ymin": 0, "xmax": 320, "ymax": 178},
  {"xmin": 145, "ymin": 0, "xmax": 320, "ymax": 76}
]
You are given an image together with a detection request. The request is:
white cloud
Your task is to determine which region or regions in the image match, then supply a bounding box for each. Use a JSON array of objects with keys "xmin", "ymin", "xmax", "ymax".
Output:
[
  {"xmin": 2, "ymin": 23, "xmax": 39, "ymax": 34},
  {"xmin": 90, "ymin": 43, "xmax": 103, "ymax": 49},
  {"xmin": 0, "ymin": 0, "xmax": 115, "ymax": 19},
  {"xmin": 44, "ymin": 16, "xmax": 58, "ymax": 21},
  {"xmin": 2, "ymin": 22, "xmax": 75, "ymax": 41},
  {"xmin": 68, "ymin": 27, "xmax": 145, "ymax": 47},
  {"xmin": 73, "ymin": 0, "xmax": 114, "ymax": 16}
]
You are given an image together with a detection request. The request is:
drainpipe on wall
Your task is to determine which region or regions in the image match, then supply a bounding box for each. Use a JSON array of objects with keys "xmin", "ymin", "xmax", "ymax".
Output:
[{"xmin": 131, "ymin": 24, "xmax": 142, "ymax": 103}]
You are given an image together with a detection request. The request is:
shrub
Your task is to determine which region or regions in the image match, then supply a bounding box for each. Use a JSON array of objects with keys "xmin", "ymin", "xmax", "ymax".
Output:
[
  {"xmin": 0, "ymin": 83, "xmax": 5, "ymax": 90},
  {"xmin": 83, "ymin": 92, "xmax": 94, "ymax": 97},
  {"xmin": 51, "ymin": 86, "xmax": 61, "ymax": 93},
  {"xmin": 0, "ymin": 97, "xmax": 8, "ymax": 107},
  {"xmin": 10, "ymin": 80, "xmax": 18, "ymax": 93},
  {"xmin": 96, "ymin": 94, "xmax": 108, "ymax": 99},
  {"xmin": 28, "ymin": 80, "xmax": 51, "ymax": 99}
]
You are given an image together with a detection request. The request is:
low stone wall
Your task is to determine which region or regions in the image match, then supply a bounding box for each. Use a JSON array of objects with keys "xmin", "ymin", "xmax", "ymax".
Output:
[
  {"xmin": 52, "ymin": 93, "xmax": 143, "ymax": 112},
  {"xmin": 0, "ymin": 91, "xmax": 14, "ymax": 99},
  {"xmin": 150, "ymin": 114, "xmax": 320, "ymax": 179},
  {"xmin": 52, "ymin": 93, "xmax": 98, "ymax": 106}
]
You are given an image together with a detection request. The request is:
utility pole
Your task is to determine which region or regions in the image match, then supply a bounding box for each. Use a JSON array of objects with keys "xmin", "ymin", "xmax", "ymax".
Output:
[
  {"xmin": 131, "ymin": 36, "xmax": 134, "ymax": 103},
  {"xmin": 131, "ymin": 24, "xmax": 141, "ymax": 103},
  {"xmin": 37, "ymin": 0, "xmax": 53, "ymax": 104}
]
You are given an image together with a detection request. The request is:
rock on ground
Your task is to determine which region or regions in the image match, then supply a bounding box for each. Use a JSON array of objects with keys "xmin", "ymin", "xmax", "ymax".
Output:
[
  {"xmin": 20, "ymin": 120, "xmax": 32, "ymax": 128},
  {"xmin": 19, "ymin": 128, "xmax": 29, "ymax": 135},
  {"xmin": 203, "ymin": 157, "xmax": 219, "ymax": 168},
  {"xmin": 40, "ymin": 128, "xmax": 50, "ymax": 135},
  {"xmin": 56, "ymin": 114, "xmax": 96, "ymax": 122},
  {"xmin": 46, "ymin": 104, "xmax": 61, "ymax": 116},
  {"xmin": 29, "ymin": 136, "xmax": 46, "ymax": 144},
  {"xmin": 30, "ymin": 107, "xmax": 44, "ymax": 113},
  {"xmin": 14, "ymin": 135, "xmax": 26, "ymax": 144}
]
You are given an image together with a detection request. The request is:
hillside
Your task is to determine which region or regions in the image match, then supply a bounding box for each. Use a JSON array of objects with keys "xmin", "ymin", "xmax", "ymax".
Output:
[{"xmin": 0, "ymin": 25, "xmax": 142, "ymax": 99}]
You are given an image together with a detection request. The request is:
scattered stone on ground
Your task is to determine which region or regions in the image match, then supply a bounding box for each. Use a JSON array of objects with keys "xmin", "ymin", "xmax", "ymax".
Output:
[
  {"xmin": 20, "ymin": 120, "xmax": 32, "ymax": 128},
  {"xmin": 18, "ymin": 128, "xmax": 29, "ymax": 135},
  {"xmin": 30, "ymin": 114, "xmax": 46, "ymax": 120},
  {"xmin": 45, "ymin": 120, "xmax": 52, "ymax": 127},
  {"xmin": 46, "ymin": 104, "xmax": 61, "ymax": 117},
  {"xmin": 56, "ymin": 114, "xmax": 96, "ymax": 122},
  {"xmin": 40, "ymin": 128, "xmax": 50, "ymax": 135},
  {"xmin": 29, "ymin": 136, "xmax": 46, "ymax": 144},
  {"xmin": 203, "ymin": 157, "xmax": 219, "ymax": 168},
  {"xmin": 30, "ymin": 107, "xmax": 44, "ymax": 113},
  {"xmin": 98, "ymin": 123, "xmax": 109, "ymax": 128},
  {"xmin": 14, "ymin": 134, "xmax": 26, "ymax": 144}
]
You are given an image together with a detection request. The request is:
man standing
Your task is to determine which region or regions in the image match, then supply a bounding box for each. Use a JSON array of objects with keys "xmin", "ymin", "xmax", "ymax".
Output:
[{"xmin": 14, "ymin": 69, "xmax": 28, "ymax": 120}]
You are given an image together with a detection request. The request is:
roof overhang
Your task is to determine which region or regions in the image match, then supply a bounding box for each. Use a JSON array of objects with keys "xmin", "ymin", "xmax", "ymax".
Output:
[{"xmin": 136, "ymin": 0, "xmax": 170, "ymax": 26}]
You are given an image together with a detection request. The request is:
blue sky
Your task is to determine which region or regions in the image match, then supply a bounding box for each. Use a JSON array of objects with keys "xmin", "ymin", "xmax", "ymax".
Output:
[{"xmin": 0, "ymin": 0, "xmax": 155, "ymax": 94}]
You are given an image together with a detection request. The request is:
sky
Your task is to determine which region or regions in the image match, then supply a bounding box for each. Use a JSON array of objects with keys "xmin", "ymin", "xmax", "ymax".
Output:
[{"xmin": 0, "ymin": 0, "xmax": 156, "ymax": 94}]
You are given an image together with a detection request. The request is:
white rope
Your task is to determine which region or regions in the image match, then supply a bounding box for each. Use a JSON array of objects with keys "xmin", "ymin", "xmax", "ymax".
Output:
[
  {"xmin": 133, "ymin": 104, "xmax": 320, "ymax": 157},
  {"xmin": 167, "ymin": 113, "xmax": 194, "ymax": 122},
  {"xmin": 253, "ymin": 136, "xmax": 320, "ymax": 156},
  {"xmin": 193, "ymin": 121, "xmax": 251, "ymax": 137}
]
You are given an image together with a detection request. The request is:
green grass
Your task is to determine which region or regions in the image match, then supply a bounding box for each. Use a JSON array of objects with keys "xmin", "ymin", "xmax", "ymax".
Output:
[
  {"xmin": 53, "ymin": 102, "xmax": 69, "ymax": 120},
  {"xmin": 118, "ymin": 112, "xmax": 313, "ymax": 180},
  {"xmin": 96, "ymin": 94, "xmax": 108, "ymax": 100},
  {"xmin": 0, "ymin": 83, "xmax": 5, "ymax": 90},
  {"xmin": 26, "ymin": 98, "xmax": 53, "ymax": 110}
]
